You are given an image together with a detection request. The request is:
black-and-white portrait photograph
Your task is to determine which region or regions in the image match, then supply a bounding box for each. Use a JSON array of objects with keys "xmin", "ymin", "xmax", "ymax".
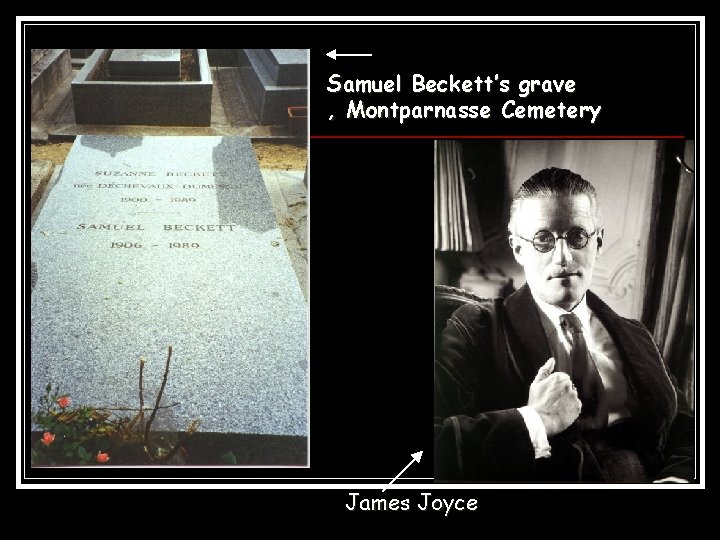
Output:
[{"xmin": 434, "ymin": 140, "xmax": 695, "ymax": 483}]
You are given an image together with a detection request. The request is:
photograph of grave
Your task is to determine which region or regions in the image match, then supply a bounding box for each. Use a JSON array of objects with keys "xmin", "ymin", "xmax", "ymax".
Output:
[{"xmin": 29, "ymin": 49, "xmax": 308, "ymax": 466}]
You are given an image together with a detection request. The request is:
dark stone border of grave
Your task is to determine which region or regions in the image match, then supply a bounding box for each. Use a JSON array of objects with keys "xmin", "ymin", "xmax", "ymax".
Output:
[
  {"xmin": 72, "ymin": 49, "xmax": 213, "ymax": 126},
  {"xmin": 238, "ymin": 49, "xmax": 308, "ymax": 125},
  {"xmin": 30, "ymin": 431, "xmax": 307, "ymax": 466},
  {"xmin": 180, "ymin": 432, "xmax": 307, "ymax": 466}
]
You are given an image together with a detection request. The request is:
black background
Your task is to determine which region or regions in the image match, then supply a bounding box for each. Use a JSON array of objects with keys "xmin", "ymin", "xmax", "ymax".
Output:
[
  {"xmin": 311, "ymin": 24, "xmax": 695, "ymax": 137},
  {"xmin": 22, "ymin": 21, "xmax": 700, "ymax": 488}
]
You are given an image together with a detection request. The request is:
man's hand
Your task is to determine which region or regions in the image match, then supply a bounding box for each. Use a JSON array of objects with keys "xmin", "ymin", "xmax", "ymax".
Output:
[{"xmin": 527, "ymin": 358, "xmax": 582, "ymax": 437}]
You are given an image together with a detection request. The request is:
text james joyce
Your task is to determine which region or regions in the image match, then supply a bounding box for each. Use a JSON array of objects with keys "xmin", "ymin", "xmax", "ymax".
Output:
[{"xmin": 345, "ymin": 492, "xmax": 478, "ymax": 516}]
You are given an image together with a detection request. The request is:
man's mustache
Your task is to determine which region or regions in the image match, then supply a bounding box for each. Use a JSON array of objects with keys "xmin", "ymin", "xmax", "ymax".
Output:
[{"xmin": 547, "ymin": 266, "xmax": 582, "ymax": 279}]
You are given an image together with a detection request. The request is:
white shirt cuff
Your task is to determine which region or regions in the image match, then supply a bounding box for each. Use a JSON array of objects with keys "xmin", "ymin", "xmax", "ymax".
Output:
[
  {"xmin": 653, "ymin": 477, "xmax": 689, "ymax": 484},
  {"xmin": 518, "ymin": 406, "xmax": 552, "ymax": 459}
]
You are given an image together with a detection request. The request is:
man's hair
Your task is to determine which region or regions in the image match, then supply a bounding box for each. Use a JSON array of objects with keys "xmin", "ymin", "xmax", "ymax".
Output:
[{"xmin": 508, "ymin": 167, "xmax": 601, "ymax": 234}]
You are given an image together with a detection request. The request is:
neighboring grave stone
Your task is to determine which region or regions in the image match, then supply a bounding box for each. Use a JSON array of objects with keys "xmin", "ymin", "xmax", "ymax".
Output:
[
  {"xmin": 31, "ymin": 160, "xmax": 53, "ymax": 214},
  {"xmin": 73, "ymin": 50, "xmax": 212, "ymax": 126},
  {"xmin": 31, "ymin": 49, "xmax": 72, "ymax": 117},
  {"xmin": 31, "ymin": 136, "xmax": 308, "ymax": 438},
  {"xmin": 31, "ymin": 49, "xmax": 52, "ymax": 66},
  {"xmin": 108, "ymin": 49, "xmax": 181, "ymax": 79},
  {"xmin": 238, "ymin": 49, "xmax": 308, "ymax": 125},
  {"xmin": 69, "ymin": 49, "xmax": 95, "ymax": 59},
  {"xmin": 265, "ymin": 49, "xmax": 308, "ymax": 86}
]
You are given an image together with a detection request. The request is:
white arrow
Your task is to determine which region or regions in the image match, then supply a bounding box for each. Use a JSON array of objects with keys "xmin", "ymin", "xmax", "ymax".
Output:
[
  {"xmin": 382, "ymin": 451, "xmax": 423, "ymax": 492},
  {"xmin": 326, "ymin": 49, "xmax": 373, "ymax": 60}
]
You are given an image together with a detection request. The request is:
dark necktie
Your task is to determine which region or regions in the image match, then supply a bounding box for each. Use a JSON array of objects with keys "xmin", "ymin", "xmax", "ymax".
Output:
[{"xmin": 560, "ymin": 313, "xmax": 608, "ymax": 430}]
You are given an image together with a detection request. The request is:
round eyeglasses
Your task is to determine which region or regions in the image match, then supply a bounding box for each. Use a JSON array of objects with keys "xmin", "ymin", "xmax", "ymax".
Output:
[{"xmin": 515, "ymin": 227, "xmax": 598, "ymax": 253}]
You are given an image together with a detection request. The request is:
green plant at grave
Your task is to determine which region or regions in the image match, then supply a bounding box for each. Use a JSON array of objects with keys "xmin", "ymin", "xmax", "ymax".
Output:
[
  {"xmin": 31, "ymin": 346, "xmax": 201, "ymax": 466},
  {"xmin": 220, "ymin": 450, "xmax": 237, "ymax": 465}
]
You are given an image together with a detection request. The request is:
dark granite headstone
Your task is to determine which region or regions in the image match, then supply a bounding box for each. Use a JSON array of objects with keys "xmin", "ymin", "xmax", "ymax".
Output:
[
  {"xmin": 238, "ymin": 49, "xmax": 307, "ymax": 125},
  {"xmin": 264, "ymin": 49, "xmax": 308, "ymax": 86},
  {"xmin": 108, "ymin": 49, "xmax": 181, "ymax": 79},
  {"xmin": 31, "ymin": 136, "xmax": 307, "ymax": 437}
]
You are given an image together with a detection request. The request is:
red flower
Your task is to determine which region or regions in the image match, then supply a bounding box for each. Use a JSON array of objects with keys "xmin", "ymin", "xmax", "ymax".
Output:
[
  {"xmin": 56, "ymin": 396, "xmax": 71, "ymax": 409},
  {"xmin": 41, "ymin": 432, "xmax": 55, "ymax": 446},
  {"xmin": 96, "ymin": 451, "xmax": 110, "ymax": 463}
]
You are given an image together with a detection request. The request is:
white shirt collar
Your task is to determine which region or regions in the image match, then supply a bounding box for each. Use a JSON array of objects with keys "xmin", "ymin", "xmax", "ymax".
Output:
[{"xmin": 530, "ymin": 289, "xmax": 592, "ymax": 331}]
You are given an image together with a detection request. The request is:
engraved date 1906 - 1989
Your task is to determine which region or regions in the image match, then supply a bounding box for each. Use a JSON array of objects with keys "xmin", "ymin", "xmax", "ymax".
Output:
[{"xmin": 120, "ymin": 197, "xmax": 197, "ymax": 202}]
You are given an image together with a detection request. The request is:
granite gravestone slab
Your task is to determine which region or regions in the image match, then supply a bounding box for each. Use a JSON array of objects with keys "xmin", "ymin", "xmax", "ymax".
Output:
[
  {"xmin": 108, "ymin": 49, "xmax": 180, "ymax": 78},
  {"xmin": 239, "ymin": 49, "xmax": 307, "ymax": 125},
  {"xmin": 265, "ymin": 49, "xmax": 308, "ymax": 86},
  {"xmin": 31, "ymin": 136, "xmax": 307, "ymax": 437}
]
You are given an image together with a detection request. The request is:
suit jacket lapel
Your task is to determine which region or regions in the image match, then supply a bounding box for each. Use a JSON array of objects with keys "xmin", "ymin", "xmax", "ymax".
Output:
[
  {"xmin": 502, "ymin": 284, "xmax": 553, "ymax": 387},
  {"xmin": 586, "ymin": 291, "xmax": 678, "ymax": 442},
  {"xmin": 502, "ymin": 286, "xmax": 677, "ymax": 444}
]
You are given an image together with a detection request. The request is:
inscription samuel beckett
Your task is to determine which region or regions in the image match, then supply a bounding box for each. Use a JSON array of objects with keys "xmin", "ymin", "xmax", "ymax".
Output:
[{"xmin": 31, "ymin": 136, "xmax": 308, "ymax": 438}]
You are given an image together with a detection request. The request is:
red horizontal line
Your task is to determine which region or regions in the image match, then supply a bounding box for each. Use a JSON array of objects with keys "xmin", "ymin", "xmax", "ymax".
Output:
[{"xmin": 310, "ymin": 135, "xmax": 685, "ymax": 140}]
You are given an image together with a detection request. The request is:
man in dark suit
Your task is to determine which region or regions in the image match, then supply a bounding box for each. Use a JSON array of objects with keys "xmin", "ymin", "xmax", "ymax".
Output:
[{"xmin": 434, "ymin": 168, "xmax": 694, "ymax": 482}]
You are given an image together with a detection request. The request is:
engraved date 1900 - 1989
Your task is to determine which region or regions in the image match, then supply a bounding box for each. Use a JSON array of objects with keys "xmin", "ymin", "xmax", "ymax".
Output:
[{"xmin": 120, "ymin": 197, "xmax": 197, "ymax": 202}]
